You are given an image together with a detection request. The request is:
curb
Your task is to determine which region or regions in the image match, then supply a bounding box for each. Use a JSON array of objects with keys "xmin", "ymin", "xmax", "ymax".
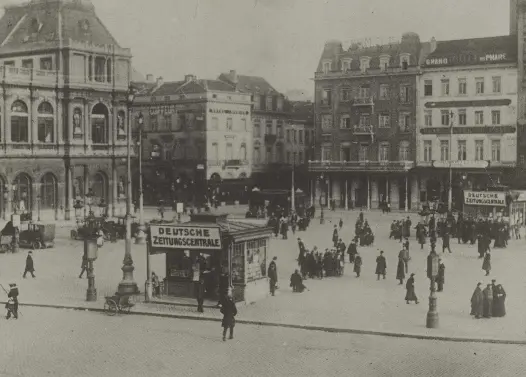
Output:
[{"xmin": 5, "ymin": 301, "xmax": 526, "ymax": 345}]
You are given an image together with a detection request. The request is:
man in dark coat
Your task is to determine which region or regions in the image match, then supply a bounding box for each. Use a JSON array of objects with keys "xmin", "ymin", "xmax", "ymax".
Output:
[
  {"xmin": 354, "ymin": 252, "xmax": 362, "ymax": 277},
  {"xmin": 482, "ymin": 251, "xmax": 491, "ymax": 276},
  {"xmin": 482, "ymin": 284, "xmax": 493, "ymax": 318},
  {"xmin": 470, "ymin": 282, "xmax": 483, "ymax": 318},
  {"xmin": 6, "ymin": 283, "xmax": 19, "ymax": 319},
  {"xmin": 23, "ymin": 251, "xmax": 35, "ymax": 278},
  {"xmin": 436, "ymin": 259, "xmax": 445, "ymax": 292},
  {"xmin": 195, "ymin": 275, "xmax": 205, "ymax": 313},
  {"xmin": 220, "ymin": 290, "xmax": 237, "ymax": 341},
  {"xmin": 332, "ymin": 225, "xmax": 339, "ymax": 247},
  {"xmin": 347, "ymin": 240, "xmax": 357, "ymax": 264},
  {"xmin": 396, "ymin": 256, "xmax": 405, "ymax": 285},
  {"xmin": 375, "ymin": 251, "xmax": 387, "ymax": 280},
  {"xmin": 405, "ymin": 273, "xmax": 418, "ymax": 304},
  {"xmin": 442, "ymin": 231, "xmax": 452, "ymax": 254},
  {"xmin": 290, "ymin": 269, "xmax": 306, "ymax": 293},
  {"xmin": 267, "ymin": 257, "xmax": 278, "ymax": 296}
]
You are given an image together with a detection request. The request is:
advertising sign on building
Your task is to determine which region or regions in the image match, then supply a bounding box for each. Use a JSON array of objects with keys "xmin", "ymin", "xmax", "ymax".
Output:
[
  {"xmin": 150, "ymin": 225, "xmax": 222, "ymax": 250},
  {"xmin": 464, "ymin": 191, "xmax": 506, "ymax": 207}
]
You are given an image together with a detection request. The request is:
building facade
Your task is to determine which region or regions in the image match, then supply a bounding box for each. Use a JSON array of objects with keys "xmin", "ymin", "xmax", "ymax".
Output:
[
  {"xmin": 416, "ymin": 36, "xmax": 518, "ymax": 208},
  {"xmin": 132, "ymin": 74, "xmax": 252, "ymax": 205},
  {"xmin": 0, "ymin": 0, "xmax": 132, "ymax": 221},
  {"xmin": 310, "ymin": 33, "xmax": 422, "ymax": 210}
]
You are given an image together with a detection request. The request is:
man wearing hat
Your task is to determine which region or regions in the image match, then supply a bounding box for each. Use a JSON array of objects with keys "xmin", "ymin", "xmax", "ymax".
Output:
[
  {"xmin": 470, "ymin": 282, "xmax": 483, "ymax": 319},
  {"xmin": 436, "ymin": 259, "xmax": 445, "ymax": 292},
  {"xmin": 6, "ymin": 283, "xmax": 19, "ymax": 319},
  {"xmin": 267, "ymin": 257, "xmax": 278, "ymax": 296},
  {"xmin": 23, "ymin": 251, "xmax": 35, "ymax": 278}
]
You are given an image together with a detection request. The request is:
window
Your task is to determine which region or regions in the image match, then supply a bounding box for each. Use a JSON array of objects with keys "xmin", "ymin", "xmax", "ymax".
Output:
[
  {"xmin": 424, "ymin": 80, "xmax": 433, "ymax": 96},
  {"xmin": 358, "ymin": 144, "xmax": 369, "ymax": 161},
  {"xmin": 91, "ymin": 103, "xmax": 108, "ymax": 144},
  {"xmin": 226, "ymin": 118, "xmax": 233, "ymax": 131},
  {"xmin": 475, "ymin": 111, "xmax": 484, "ymax": 125},
  {"xmin": 225, "ymin": 143, "xmax": 233, "ymax": 160},
  {"xmin": 211, "ymin": 142, "xmax": 219, "ymax": 162},
  {"xmin": 299, "ymin": 130, "xmax": 304, "ymax": 143},
  {"xmin": 286, "ymin": 151, "xmax": 291, "ymax": 163},
  {"xmin": 379, "ymin": 84, "xmax": 389, "ymax": 99},
  {"xmin": 286, "ymin": 129, "xmax": 291, "ymax": 142},
  {"xmin": 264, "ymin": 147, "xmax": 271, "ymax": 162},
  {"xmin": 491, "ymin": 110, "xmax": 501, "ymax": 125},
  {"xmin": 22, "ymin": 59, "xmax": 33, "ymax": 69},
  {"xmin": 211, "ymin": 117, "xmax": 219, "ymax": 130},
  {"xmin": 423, "ymin": 140, "xmax": 432, "ymax": 162},
  {"xmin": 266, "ymin": 96, "xmax": 273, "ymax": 111},
  {"xmin": 239, "ymin": 143, "xmax": 247, "ymax": 161},
  {"xmin": 106, "ymin": 58, "xmax": 112, "ymax": 83},
  {"xmin": 358, "ymin": 86, "xmax": 370, "ymax": 98},
  {"xmin": 277, "ymin": 98, "xmax": 283, "ymax": 111},
  {"xmin": 458, "ymin": 109, "xmax": 467, "ymax": 126},
  {"xmin": 3, "ymin": 61, "xmax": 14, "ymax": 67},
  {"xmin": 520, "ymin": 154, "xmax": 525, "ymax": 166},
  {"xmin": 253, "ymin": 121, "xmax": 260, "ymax": 137},
  {"xmin": 293, "ymin": 152, "xmax": 298, "ymax": 164},
  {"xmin": 475, "ymin": 140, "xmax": 484, "ymax": 160},
  {"xmin": 253, "ymin": 95, "xmax": 260, "ymax": 110},
  {"xmin": 424, "ymin": 110, "xmax": 432, "ymax": 126},
  {"xmin": 293, "ymin": 130, "xmax": 297, "ymax": 143},
  {"xmin": 341, "ymin": 88, "xmax": 352, "ymax": 101},
  {"xmin": 322, "ymin": 147, "xmax": 332, "ymax": 161},
  {"xmin": 340, "ymin": 114, "xmax": 351, "ymax": 129},
  {"xmin": 491, "ymin": 140, "xmax": 501, "ymax": 161},
  {"xmin": 163, "ymin": 114, "xmax": 172, "ymax": 130},
  {"xmin": 441, "ymin": 110, "xmax": 450, "ymax": 126},
  {"xmin": 440, "ymin": 140, "xmax": 450, "ymax": 161},
  {"xmin": 254, "ymin": 147, "xmax": 260, "ymax": 164},
  {"xmin": 40, "ymin": 173, "xmax": 57, "ymax": 210},
  {"xmin": 457, "ymin": 140, "xmax": 467, "ymax": 160},
  {"xmin": 150, "ymin": 115, "xmax": 158, "ymax": 131},
  {"xmin": 379, "ymin": 114, "xmax": 390, "ymax": 128},
  {"xmin": 399, "ymin": 141, "xmax": 410, "ymax": 161},
  {"xmin": 40, "ymin": 57, "xmax": 52, "ymax": 71},
  {"xmin": 360, "ymin": 57, "xmax": 370, "ymax": 73},
  {"xmin": 400, "ymin": 55, "xmax": 409, "ymax": 70},
  {"xmin": 398, "ymin": 112, "xmax": 410, "ymax": 132},
  {"xmin": 11, "ymin": 100, "xmax": 29, "ymax": 142},
  {"xmin": 299, "ymin": 151, "xmax": 303, "ymax": 163},
  {"xmin": 94, "ymin": 57, "xmax": 105, "ymax": 82},
  {"xmin": 321, "ymin": 114, "xmax": 333, "ymax": 129},
  {"xmin": 476, "ymin": 78, "xmax": 484, "ymax": 94},
  {"xmin": 322, "ymin": 89, "xmax": 332, "ymax": 106},
  {"xmin": 359, "ymin": 113, "xmax": 370, "ymax": 127},
  {"xmin": 400, "ymin": 85, "xmax": 410, "ymax": 103},
  {"xmin": 340, "ymin": 146, "xmax": 351, "ymax": 161},
  {"xmin": 458, "ymin": 78, "xmax": 467, "ymax": 95},
  {"xmin": 322, "ymin": 61, "xmax": 331, "ymax": 74},
  {"xmin": 265, "ymin": 121, "xmax": 272, "ymax": 135},
  {"xmin": 492, "ymin": 76, "xmax": 501, "ymax": 93},
  {"xmin": 379, "ymin": 143, "xmax": 390, "ymax": 161},
  {"xmin": 441, "ymin": 79, "xmax": 450, "ymax": 96},
  {"xmin": 342, "ymin": 59, "xmax": 351, "ymax": 72},
  {"xmin": 276, "ymin": 123, "xmax": 283, "ymax": 138},
  {"xmin": 380, "ymin": 56, "xmax": 389, "ymax": 71},
  {"xmin": 37, "ymin": 102, "xmax": 54, "ymax": 143}
]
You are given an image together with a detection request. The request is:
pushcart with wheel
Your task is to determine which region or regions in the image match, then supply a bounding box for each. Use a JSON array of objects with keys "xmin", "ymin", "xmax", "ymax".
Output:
[{"xmin": 103, "ymin": 294, "xmax": 135, "ymax": 316}]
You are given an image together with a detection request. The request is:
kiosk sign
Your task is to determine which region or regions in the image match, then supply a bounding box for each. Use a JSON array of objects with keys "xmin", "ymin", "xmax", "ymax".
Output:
[
  {"xmin": 464, "ymin": 191, "xmax": 506, "ymax": 207},
  {"xmin": 150, "ymin": 225, "xmax": 222, "ymax": 250}
]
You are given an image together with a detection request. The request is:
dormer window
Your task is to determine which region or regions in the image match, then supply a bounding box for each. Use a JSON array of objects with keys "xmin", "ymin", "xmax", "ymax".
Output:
[
  {"xmin": 360, "ymin": 57, "xmax": 370, "ymax": 73},
  {"xmin": 341, "ymin": 58, "xmax": 352, "ymax": 73},
  {"xmin": 400, "ymin": 54, "xmax": 410, "ymax": 70},
  {"xmin": 322, "ymin": 60, "xmax": 331, "ymax": 74},
  {"xmin": 379, "ymin": 55, "xmax": 390, "ymax": 71}
]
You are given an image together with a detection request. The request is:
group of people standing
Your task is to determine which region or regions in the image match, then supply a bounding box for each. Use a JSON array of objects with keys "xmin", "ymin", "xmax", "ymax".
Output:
[{"xmin": 470, "ymin": 279, "xmax": 506, "ymax": 319}]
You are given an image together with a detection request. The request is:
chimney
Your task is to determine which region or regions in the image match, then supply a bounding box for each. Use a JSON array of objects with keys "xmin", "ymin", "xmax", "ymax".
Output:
[
  {"xmin": 146, "ymin": 74, "xmax": 154, "ymax": 82},
  {"xmin": 229, "ymin": 70, "xmax": 238, "ymax": 84},
  {"xmin": 430, "ymin": 37, "xmax": 437, "ymax": 53},
  {"xmin": 185, "ymin": 74, "xmax": 196, "ymax": 83},
  {"xmin": 156, "ymin": 76, "xmax": 164, "ymax": 86}
]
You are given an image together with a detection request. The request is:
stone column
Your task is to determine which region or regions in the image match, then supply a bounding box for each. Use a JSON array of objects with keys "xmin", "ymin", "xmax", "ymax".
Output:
[
  {"xmin": 345, "ymin": 179, "xmax": 349, "ymax": 210},
  {"xmin": 411, "ymin": 175, "xmax": 420, "ymax": 211},
  {"xmin": 111, "ymin": 103, "xmax": 118, "ymax": 145},
  {"xmin": 65, "ymin": 164, "xmax": 73, "ymax": 220},
  {"xmin": 385, "ymin": 178, "xmax": 390, "ymax": 201},
  {"xmin": 390, "ymin": 179, "xmax": 400, "ymax": 210},
  {"xmin": 6, "ymin": 182, "xmax": 12, "ymax": 218},
  {"xmin": 32, "ymin": 182, "xmax": 39, "ymax": 219},
  {"xmin": 366, "ymin": 175, "xmax": 371, "ymax": 210},
  {"xmin": 371, "ymin": 178, "xmax": 379, "ymax": 209},
  {"xmin": 350, "ymin": 179, "xmax": 357, "ymax": 208},
  {"xmin": 83, "ymin": 165, "xmax": 89, "ymax": 217},
  {"xmin": 112, "ymin": 164, "xmax": 118, "ymax": 217},
  {"xmin": 420, "ymin": 176, "xmax": 428, "ymax": 202},
  {"xmin": 56, "ymin": 93, "xmax": 64, "ymax": 144},
  {"xmin": 405, "ymin": 174, "xmax": 409, "ymax": 212},
  {"xmin": 332, "ymin": 177, "xmax": 341, "ymax": 207},
  {"xmin": 31, "ymin": 93, "xmax": 39, "ymax": 145},
  {"xmin": 84, "ymin": 100, "xmax": 90, "ymax": 146},
  {"xmin": 327, "ymin": 176, "xmax": 332, "ymax": 204},
  {"xmin": 311, "ymin": 178, "xmax": 315, "ymax": 205}
]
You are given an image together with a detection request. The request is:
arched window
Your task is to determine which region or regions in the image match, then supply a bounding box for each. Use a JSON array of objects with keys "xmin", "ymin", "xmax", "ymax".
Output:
[
  {"xmin": 106, "ymin": 58, "xmax": 112, "ymax": 83},
  {"xmin": 40, "ymin": 173, "xmax": 57, "ymax": 209},
  {"xmin": 91, "ymin": 103, "xmax": 108, "ymax": 144},
  {"xmin": 38, "ymin": 102, "xmax": 54, "ymax": 143},
  {"xmin": 13, "ymin": 173, "xmax": 32, "ymax": 213},
  {"xmin": 239, "ymin": 143, "xmax": 247, "ymax": 161},
  {"xmin": 11, "ymin": 100, "xmax": 29, "ymax": 143},
  {"xmin": 92, "ymin": 173, "xmax": 107, "ymax": 202},
  {"xmin": 117, "ymin": 110, "xmax": 126, "ymax": 135}
]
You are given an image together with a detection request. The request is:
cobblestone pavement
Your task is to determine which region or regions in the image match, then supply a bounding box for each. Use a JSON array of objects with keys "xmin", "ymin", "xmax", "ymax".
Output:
[
  {"xmin": 0, "ymin": 306, "xmax": 525, "ymax": 377},
  {"xmin": 1, "ymin": 209, "xmax": 525, "ymax": 341}
]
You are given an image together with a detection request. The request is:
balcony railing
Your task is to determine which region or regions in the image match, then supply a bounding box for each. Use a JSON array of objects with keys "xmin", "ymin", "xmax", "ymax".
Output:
[
  {"xmin": 2, "ymin": 67, "xmax": 59, "ymax": 85},
  {"xmin": 309, "ymin": 160, "xmax": 414, "ymax": 172},
  {"xmin": 353, "ymin": 125, "xmax": 374, "ymax": 135},
  {"xmin": 352, "ymin": 97, "xmax": 374, "ymax": 106}
]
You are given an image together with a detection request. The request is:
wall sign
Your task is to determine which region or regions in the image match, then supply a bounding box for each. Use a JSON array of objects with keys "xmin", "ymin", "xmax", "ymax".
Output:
[
  {"xmin": 464, "ymin": 191, "xmax": 506, "ymax": 207},
  {"xmin": 420, "ymin": 125, "xmax": 516, "ymax": 135},
  {"xmin": 425, "ymin": 53, "xmax": 511, "ymax": 67},
  {"xmin": 150, "ymin": 225, "xmax": 222, "ymax": 250},
  {"xmin": 209, "ymin": 109, "xmax": 249, "ymax": 115}
]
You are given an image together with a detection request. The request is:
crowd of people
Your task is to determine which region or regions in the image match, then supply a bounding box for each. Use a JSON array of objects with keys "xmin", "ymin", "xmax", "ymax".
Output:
[{"xmin": 470, "ymin": 279, "xmax": 507, "ymax": 319}]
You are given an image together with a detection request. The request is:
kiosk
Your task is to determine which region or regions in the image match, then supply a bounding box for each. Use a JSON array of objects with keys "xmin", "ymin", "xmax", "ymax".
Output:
[{"xmin": 148, "ymin": 213, "xmax": 272, "ymax": 303}]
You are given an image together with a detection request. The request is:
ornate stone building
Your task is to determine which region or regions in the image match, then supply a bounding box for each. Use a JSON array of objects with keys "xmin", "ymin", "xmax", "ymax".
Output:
[{"xmin": 0, "ymin": 0, "xmax": 132, "ymax": 220}]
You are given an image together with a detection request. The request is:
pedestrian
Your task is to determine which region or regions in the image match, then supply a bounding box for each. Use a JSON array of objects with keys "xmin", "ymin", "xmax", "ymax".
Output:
[
  {"xmin": 493, "ymin": 284, "xmax": 506, "ymax": 317},
  {"xmin": 23, "ymin": 251, "xmax": 35, "ymax": 278},
  {"xmin": 436, "ymin": 259, "xmax": 445, "ymax": 292},
  {"xmin": 267, "ymin": 257, "xmax": 278, "ymax": 296},
  {"xmin": 405, "ymin": 273, "xmax": 419, "ymax": 304},
  {"xmin": 396, "ymin": 256, "xmax": 405, "ymax": 285},
  {"xmin": 442, "ymin": 232, "xmax": 452, "ymax": 253},
  {"xmin": 398, "ymin": 246, "xmax": 410, "ymax": 273},
  {"xmin": 220, "ymin": 289, "xmax": 237, "ymax": 341},
  {"xmin": 151, "ymin": 272, "xmax": 160, "ymax": 297},
  {"xmin": 482, "ymin": 283, "xmax": 493, "ymax": 318},
  {"xmin": 332, "ymin": 225, "xmax": 339, "ymax": 247},
  {"xmin": 375, "ymin": 251, "xmax": 387, "ymax": 280},
  {"xmin": 290, "ymin": 269, "xmax": 306, "ymax": 293},
  {"xmin": 5, "ymin": 283, "xmax": 19, "ymax": 320},
  {"xmin": 347, "ymin": 239, "xmax": 357, "ymax": 264},
  {"xmin": 195, "ymin": 275, "xmax": 205, "ymax": 313},
  {"xmin": 470, "ymin": 282, "xmax": 483, "ymax": 319},
  {"xmin": 339, "ymin": 218, "xmax": 343, "ymax": 230},
  {"xmin": 482, "ymin": 251, "xmax": 491, "ymax": 276},
  {"xmin": 354, "ymin": 252, "xmax": 362, "ymax": 277},
  {"xmin": 79, "ymin": 253, "xmax": 88, "ymax": 278}
]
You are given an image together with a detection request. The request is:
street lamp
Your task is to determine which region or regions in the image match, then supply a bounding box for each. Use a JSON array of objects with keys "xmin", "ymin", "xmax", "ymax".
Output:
[
  {"xmin": 85, "ymin": 211, "xmax": 98, "ymax": 301},
  {"xmin": 319, "ymin": 174, "xmax": 325, "ymax": 225},
  {"xmin": 85, "ymin": 188, "xmax": 95, "ymax": 217},
  {"xmin": 118, "ymin": 85, "xmax": 138, "ymax": 295},
  {"xmin": 426, "ymin": 249, "xmax": 440, "ymax": 328},
  {"xmin": 98, "ymin": 198, "xmax": 108, "ymax": 218},
  {"xmin": 447, "ymin": 110, "xmax": 454, "ymax": 212},
  {"xmin": 135, "ymin": 112, "xmax": 146, "ymax": 244}
]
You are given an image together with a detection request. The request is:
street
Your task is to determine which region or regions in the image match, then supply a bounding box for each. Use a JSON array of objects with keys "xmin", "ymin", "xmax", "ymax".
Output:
[{"xmin": 0, "ymin": 306, "xmax": 524, "ymax": 377}]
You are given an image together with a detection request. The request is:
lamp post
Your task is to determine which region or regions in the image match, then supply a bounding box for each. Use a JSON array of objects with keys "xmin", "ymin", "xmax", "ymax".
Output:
[
  {"xmin": 319, "ymin": 174, "xmax": 325, "ymax": 225},
  {"xmin": 118, "ymin": 85, "xmax": 138, "ymax": 295},
  {"xmin": 98, "ymin": 198, "xmax": 108, "ymax": 218},
  {"xmin": 85, "ymin": 211, "xmax": 98, "ymax": 301},
  {"xmin": 447, "ymin": 110, "xmax": 454, "ymax": 211},
  {"xmin": 2, "ymin": 186, "xmax": 7, "ymax": 220},
  {"xmin": 135, "ymin": 112, "xmax": 146, "ymax": 244},
  {"xmin": 426, "ymin": 248, "xmax": 440, "ymax": 328}
]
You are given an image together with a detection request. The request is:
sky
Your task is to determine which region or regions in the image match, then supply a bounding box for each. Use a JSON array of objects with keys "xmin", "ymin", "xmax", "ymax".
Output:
[{"xmin": 1, "ymin": 0, "xmax": 512, "ymax": 98}]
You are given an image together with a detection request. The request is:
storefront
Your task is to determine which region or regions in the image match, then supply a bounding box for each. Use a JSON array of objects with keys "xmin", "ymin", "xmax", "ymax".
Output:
[
  {"xmin": 510, "ymin": 191, "xmax": 526, "ymax": 227},
  {"xmin": 149, "ymin": 213, "xmax": 272, "ymax": 303}
]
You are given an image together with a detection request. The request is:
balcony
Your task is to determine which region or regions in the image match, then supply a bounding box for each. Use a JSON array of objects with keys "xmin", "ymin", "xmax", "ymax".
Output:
[
  {"xmin": 353, "ymin": 125, "xmax": 374, "ymax": 135},
  {"xmin": 352, "ymin": 97, "xmax": 374, "ymax": 106},
  {"xmin": 308, "ymin": 160, "xmax": 414, "ymax": 173},
  {"xmin": 2, "ymin": 67, "xmax": 60, "ymax": 86},
  {"xmin": 264, "ymin": 134, "xmax": 277, "ymax": 144}
]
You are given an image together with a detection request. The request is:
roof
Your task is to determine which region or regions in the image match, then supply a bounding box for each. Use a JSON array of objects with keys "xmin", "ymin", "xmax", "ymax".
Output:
[
  {"xmin": 0, "ymin": 0, "xmax": 120, "ymax": 54},
  {"xmin": 423, "ymin": 35, "xmax": 517, "ymax": 67},
  {"xmin": 288, "ymin": 100, "xmax": 314, "ymax": 123},
  {"xmin": 218, "ymin": 72, "xmax": 280, "ymax": 95},
  {"xmin": 149, "ymin": 79, "xmax": 236, "ymax": 96}
]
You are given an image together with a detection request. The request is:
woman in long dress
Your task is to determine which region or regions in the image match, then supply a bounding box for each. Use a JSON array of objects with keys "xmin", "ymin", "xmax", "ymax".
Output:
[
  {"xmin": 405, "ymin": 273, "xmax": 419, "ymax": 304},
  {"xmin": 482, "ymin": 251, "xmax": 491, "ymax": 276},
  {"xmin": 493, "ymin": 284, "xmax": 506, "ymax": 317},
  {"xmin": 396, "ymin": 256, "xmax": 405, "ymax": 285}
]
